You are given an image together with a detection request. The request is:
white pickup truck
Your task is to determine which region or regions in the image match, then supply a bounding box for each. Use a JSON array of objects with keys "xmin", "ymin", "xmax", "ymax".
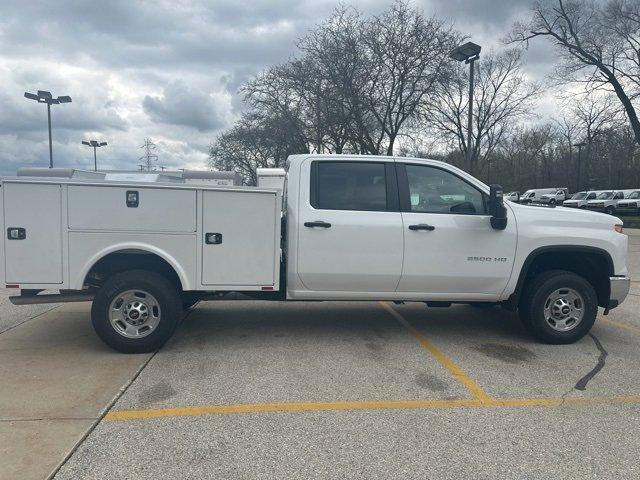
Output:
[{"xmin": 0, "ymin": 155, "xmax": 630, "ymax": 352}]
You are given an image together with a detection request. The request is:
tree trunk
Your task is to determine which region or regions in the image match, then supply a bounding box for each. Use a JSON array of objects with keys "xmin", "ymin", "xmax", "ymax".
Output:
[
  {"xmin": 386, "ymin": 135, "xmax": 395, "ymax": 156},
  {"xmin": 608, "ymin": 74, "xmax": 640, "ymax": 146}
]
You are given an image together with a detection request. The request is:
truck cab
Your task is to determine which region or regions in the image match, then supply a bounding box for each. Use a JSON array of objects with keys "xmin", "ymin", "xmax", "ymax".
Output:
[{"xmin": 286, "ymin": 156, "xmax": 516, "ymax": 300}]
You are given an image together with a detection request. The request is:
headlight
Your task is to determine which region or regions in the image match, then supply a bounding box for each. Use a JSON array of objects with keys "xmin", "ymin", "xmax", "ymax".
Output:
[{"xmin": 614, "ymin": 224, "xmax": 624, "ymax": 234}]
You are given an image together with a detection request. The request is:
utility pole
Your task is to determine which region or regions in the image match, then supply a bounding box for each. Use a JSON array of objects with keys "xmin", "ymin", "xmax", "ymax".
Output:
[
  {"xmin": 139, "ymin": 138, "xmax": 158, "ymax": 171},
  {"xmin": 573, "ymin": 142, "xmax": 587, "ymax": 191},
  {"xmin": 449, "ymin": 42, "xmax": 481, "ymax": 173}
]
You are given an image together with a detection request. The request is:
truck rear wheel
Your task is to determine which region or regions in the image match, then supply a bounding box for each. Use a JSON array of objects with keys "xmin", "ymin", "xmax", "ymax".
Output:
[
  {"xmin": 91, "ymin": 270, "xmax": 182, "ymax": 353},
  {"xmin": 519, "ymin": 270, "xmax": 597, "ymax": 344}
]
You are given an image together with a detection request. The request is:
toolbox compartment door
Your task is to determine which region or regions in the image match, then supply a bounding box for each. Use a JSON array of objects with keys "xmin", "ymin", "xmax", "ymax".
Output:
[
  {"xmin": 202, "ymin": 190, "xmax": 279, "ymax": 286},
  {"xmin": 3, "ymin": 183, "xmax": 63, "ymax": 284},
  {"xmin": 67, "ymin": 186, "xmax": 196, "ymax": 232}
]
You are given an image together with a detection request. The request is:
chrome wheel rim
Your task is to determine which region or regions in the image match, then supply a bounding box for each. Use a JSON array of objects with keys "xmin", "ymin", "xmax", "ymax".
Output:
[
  {"xmin": 543, "ymin": 288, "xmax": 584, "ymax": 332},
  {"xmin": 109, "ymin": 290, "xmax": 161, "ymax": 338}
]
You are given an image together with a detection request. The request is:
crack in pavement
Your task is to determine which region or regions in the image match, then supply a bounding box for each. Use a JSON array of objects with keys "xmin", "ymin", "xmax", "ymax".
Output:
[
  {"xmin": 574, "ymin": 333, "xmax": 608, "ymax": 391},
  {"xmin": 559, "ymin": 386, "xmax": 575, "ymax": 406}
]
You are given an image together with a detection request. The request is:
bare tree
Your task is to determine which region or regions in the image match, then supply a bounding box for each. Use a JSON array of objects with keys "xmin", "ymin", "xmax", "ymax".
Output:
[
  {"xmin": 510, "ymin": 0, "xmax": 640, "ymax": 145},
  {"xmin": 298, "ymin": 6, "xmax": 379, "ymax": 154},
  {"xmin": 569, "ymin": 92, "xmax": 624, "ymax": 189},
  {"xmin": 297, "ymin": 1, "xmax": 455, "ymax": 155},
  {"xmin": 361, "ymin": 1, "xmax": 455, "ymax": 155},
  {"xmin": 209, "ymin": 111, "xmax": 307, "ymax": 185},
  {"xmin": 428, "ymin": 48, "xmax": 539, "ymax": 176}
]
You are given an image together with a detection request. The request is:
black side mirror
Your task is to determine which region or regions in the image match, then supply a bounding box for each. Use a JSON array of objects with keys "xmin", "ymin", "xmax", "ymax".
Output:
[{"xmin": 489, "ymin": 184, "xmax": 508, "ymax": 230}]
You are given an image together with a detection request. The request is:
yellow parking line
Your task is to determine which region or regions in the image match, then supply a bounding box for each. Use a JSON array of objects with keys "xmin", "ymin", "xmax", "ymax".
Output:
[
  {"xmin": 104, "ymin": 394, "xmax": 640, "ymax": 421},
  {"xmin": 599, "ymin": 316, "xmax": 640, "ymax": 334},
  {"xmin": 378, "ymin": 301, "xmax": 493, "ymax": 403},
  {"xmin": 105, "ymin": 399, "xmax": 484, "ymax": 421}
]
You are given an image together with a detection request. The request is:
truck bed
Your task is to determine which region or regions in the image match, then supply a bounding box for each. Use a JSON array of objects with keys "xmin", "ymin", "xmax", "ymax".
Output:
[{"xmin": 0, "ymin": 177, "xmax": 282, "ymax": 292}]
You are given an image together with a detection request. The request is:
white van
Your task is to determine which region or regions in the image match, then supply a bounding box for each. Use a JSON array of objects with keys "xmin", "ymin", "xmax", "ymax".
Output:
[
  {"xmin": 588, "ymin": 190, "xmax": 640, "ymax": 215},
  {"xmin": 563, "ymin": 191, "xmax": 604, "ymax": 209}
]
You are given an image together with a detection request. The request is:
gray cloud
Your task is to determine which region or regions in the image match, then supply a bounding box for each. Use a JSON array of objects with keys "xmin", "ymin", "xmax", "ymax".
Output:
[
  {"xmin": 143, "ymin": 80, "xmax": 230, "ymax": 132},
  {"xmin": 0, "ymin": 0, "xmax": 558, "ymax": 176}
]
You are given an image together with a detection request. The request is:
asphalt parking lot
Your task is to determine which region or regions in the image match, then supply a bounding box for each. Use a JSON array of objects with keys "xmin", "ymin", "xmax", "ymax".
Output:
[{"xmin": 1, "ymin": 230, "xmax": 639, "ymax": 480}]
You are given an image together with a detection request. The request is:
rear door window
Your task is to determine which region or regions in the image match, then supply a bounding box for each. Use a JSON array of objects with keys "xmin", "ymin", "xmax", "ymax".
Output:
[{"xmin": 311, "ymin": 162, "xmax": 388, "ymax": 211}]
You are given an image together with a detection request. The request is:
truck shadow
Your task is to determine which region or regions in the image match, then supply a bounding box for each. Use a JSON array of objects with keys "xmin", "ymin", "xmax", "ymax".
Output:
[{"xmin": 176, "ymin": 301, "xmax": 531, "ymax": 348}]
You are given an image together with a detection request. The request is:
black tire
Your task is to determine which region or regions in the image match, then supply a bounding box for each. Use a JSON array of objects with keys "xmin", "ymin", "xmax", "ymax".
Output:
[
  {"xmin": 579, "ymin": 205, "xmax": 586, "ymax": 209},
  {"xmin": 605, "ymin": 206, "xmax": 615, "ymax": 216},
  {"xmin": 519, "ymin": 270, "xmax": 597, "ymax": 344},
  {"xmin": 549, "ymin": 199, "xmax": 556, "ymax": 206},
  {"xmin": 91, "ymin": 270, "xmax": 182, "ymax": 353}
]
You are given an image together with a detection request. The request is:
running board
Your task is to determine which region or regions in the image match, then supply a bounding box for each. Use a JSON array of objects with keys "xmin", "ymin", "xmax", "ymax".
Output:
[{"xmin": 9, "ymin": 292, "xmax": 95, "ymax": 305}]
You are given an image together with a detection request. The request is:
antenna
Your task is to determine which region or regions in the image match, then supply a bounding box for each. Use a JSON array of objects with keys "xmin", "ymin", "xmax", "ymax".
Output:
[{"xmin": 138, "ymin": 138, "xmax": 158, "ymax": 171}]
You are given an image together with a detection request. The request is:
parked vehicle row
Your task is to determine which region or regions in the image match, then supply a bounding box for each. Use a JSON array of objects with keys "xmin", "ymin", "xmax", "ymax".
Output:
[{"xmin": 506, "ymin": 188, "xmax": 640, "ymax": 216}]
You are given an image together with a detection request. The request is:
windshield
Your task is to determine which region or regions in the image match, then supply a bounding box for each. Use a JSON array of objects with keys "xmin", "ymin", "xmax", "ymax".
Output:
[
  {"xmin": 628, "ymin": 191, "xmax": 640, "ymax": 199},
  {"xmin": 571, "ymin": 192, "xmax": 587, "ymax": 200},
  {"xmin": 596, "ymin": 191, "xmax": 614, "ymax": 200},
  {"xmin": 522, "ymin": 191, "xmax": 534, "ymax": 197}
]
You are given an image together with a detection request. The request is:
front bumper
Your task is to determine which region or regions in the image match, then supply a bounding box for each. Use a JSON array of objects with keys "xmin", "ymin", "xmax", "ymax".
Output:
[
  {"xmin": 617, "ymin": 204, "xmax": 639, "ymax": 213},
  {"xmin": 606, "ymin": 276, "xmax": 631, "ymax": 311}
]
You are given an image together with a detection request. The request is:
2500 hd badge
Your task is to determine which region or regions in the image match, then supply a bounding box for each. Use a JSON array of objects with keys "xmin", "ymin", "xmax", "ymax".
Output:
[{"xmin": 467, "ymin": 256, "xmax": 508, "ymax": 262}]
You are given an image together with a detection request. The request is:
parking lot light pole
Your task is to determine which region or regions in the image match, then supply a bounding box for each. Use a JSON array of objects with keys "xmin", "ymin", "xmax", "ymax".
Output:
[
  {"xmin": 573, "ymin": 141, "xmax": 587, "ymax": 191},
  {"xmin": 449, "ymin": 42, "xmax": 481, "ymax": 173},
  {"xmin": 24, "ymin": 91, "xmax": 72, "ymax": 168},
  {"xmin": 82, "ymin": 140, "xmax": 108, "ymax": 171}
]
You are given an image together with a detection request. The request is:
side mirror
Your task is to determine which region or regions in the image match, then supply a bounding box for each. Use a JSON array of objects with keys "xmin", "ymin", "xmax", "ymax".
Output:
[{"xmin": 488, "ymin": 184, "xmax": 508, "ymax": 230}]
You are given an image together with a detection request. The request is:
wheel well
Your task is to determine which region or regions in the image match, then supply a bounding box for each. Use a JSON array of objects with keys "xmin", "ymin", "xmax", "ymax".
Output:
[
  {"xmin": 84, "ymin": 250, "xmax": 183, "ymax": 292},
  {"xmin": 516, "ymin": 248, "xmax": 612, "ymax": 308}
]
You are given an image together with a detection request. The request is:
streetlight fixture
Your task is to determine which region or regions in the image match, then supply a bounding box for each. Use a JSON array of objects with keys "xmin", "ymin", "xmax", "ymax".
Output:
[
  {"xmin": 573, "ymin": 141, "xmax": 587, "ymax": 191},
  {"xmin": 82, "ymin": 140, "xmax": 108, "ymax": 171},
  {"xmin": 449, "ymin": 41, "xmax": 481, "ymax": 171},
  {"xmin": 24, "ymin": 90, "xmax": 72, "ymax": 168}
]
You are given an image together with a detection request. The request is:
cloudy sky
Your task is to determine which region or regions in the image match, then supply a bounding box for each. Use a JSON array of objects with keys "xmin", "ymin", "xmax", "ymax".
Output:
[{"xmin": 0, "ymin": 0, "xmax": 556, "ymax": 175}]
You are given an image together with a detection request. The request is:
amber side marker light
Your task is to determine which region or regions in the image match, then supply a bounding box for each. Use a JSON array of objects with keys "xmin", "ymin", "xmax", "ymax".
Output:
[{"xmin": 614, "ymin": 224, "xmax": 624, "ymax": 234}]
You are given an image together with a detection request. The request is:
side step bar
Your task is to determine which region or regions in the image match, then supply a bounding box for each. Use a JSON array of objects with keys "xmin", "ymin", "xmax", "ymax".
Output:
[{"xmin": 9, "ymin": 292, "xmax": 95, "ymax": 305}]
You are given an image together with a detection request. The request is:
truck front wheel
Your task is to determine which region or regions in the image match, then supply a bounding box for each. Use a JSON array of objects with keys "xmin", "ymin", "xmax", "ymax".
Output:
[
  {"xmin": 519, "ymin": 270, "xmax": 597, "ymax": 344},
  {"xmin": 91, "ymin": 270, "xmax": 182, "ymax": 353}
]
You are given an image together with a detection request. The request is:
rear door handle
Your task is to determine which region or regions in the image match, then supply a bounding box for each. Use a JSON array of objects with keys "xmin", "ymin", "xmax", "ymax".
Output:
[
  {"xmin": 304, "ymin": 221, "xmax": 331, "ymax": 228},
  {"xmin": 408, "ymin": 224, "xmax": 435, "ymax": 231}
]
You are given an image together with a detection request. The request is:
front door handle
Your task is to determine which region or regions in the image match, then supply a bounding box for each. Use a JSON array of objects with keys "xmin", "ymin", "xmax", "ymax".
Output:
[
  {"xmin": 304, "ymin": 221, "xmax": 331, "ymax": 228},
  {"xmin": 408, "ymin": 224, "xmax": 435, "ymax": 231}
]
